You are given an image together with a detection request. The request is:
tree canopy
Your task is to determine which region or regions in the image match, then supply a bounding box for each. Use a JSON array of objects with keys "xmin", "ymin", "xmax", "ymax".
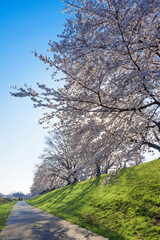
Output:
[{"xmin": 11, "ymin": 0, "xmax": 160, "ymax": 193}]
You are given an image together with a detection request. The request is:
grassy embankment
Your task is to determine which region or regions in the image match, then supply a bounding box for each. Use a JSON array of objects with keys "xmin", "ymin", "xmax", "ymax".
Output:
[
  {"xmin": 28, "ymin": 159, "xmax": 160, "ymax": 240},
  {"xmin": 0, "ymin": 197, "xmax": 15, "ymax": 232}
]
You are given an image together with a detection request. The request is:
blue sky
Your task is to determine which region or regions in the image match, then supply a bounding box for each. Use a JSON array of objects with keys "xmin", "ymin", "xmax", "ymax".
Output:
[{"xmin": 0, "ymin": 0, "xmax": 65, "ymax": 194}]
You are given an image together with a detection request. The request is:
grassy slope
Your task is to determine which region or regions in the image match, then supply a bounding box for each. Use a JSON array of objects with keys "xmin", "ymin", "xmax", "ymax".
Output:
[
  {"xmin": 27, "ymin": 159, "xmax": 160, "ymax": 240},
  {"xmin": 0, "ymin": 198, "xmax": 15, "ymax": 232}
]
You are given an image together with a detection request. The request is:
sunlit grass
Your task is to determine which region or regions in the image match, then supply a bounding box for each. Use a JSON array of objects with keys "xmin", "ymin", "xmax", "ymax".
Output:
[
  {"xmin": 0, "ymin": 200, "xmax": 15, "ymax": 232},
  {"xmin": 28, "ymin": 159, "xmax": 160, "ymax": 240}
]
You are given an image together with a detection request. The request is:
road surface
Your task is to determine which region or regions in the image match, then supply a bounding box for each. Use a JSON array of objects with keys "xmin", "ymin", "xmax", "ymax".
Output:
[{"xmin": 0, "ymin": 201, "xmax": 109, "ymax": 240}]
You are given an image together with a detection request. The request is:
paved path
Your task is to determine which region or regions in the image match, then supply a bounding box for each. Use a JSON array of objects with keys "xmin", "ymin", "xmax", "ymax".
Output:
[{"xmin": 0, "ymin": 202, "xmax": 108, "ymax": 240}]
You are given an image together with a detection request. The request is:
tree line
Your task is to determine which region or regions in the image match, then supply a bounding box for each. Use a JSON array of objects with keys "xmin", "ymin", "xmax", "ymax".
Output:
[{"xmin": 11, "ymin": 0, "xmax": 160, "ymax": 195}]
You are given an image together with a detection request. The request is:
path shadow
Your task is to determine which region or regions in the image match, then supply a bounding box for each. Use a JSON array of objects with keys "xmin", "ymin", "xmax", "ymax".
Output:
[{"xmin": 0, "ymin": 202, "xmax": 109, "ymax": 240}]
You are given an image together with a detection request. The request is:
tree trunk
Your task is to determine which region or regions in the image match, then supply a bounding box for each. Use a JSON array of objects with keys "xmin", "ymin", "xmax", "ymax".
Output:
[
  {"xmin": 67, "ymin": 179, "xmax": 71, "ymax": 185},
  {"xmin": 73, "ymin": 178, "xmax": 78, "ymax": 184},
  {"xmin": 96, "ymin": 165, "xmax": 101, "ymax": 177},
  {"xmin": 104, "ymin": 162, "xmax": 115, "ymax": 174}
]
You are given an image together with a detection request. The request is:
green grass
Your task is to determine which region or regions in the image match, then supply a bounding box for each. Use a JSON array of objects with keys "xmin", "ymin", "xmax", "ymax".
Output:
[
  {"xmin": 27, "ymin": 159, "xmax": 160, "ymax": 240},
  {"xmin": 0, "ymin": 198, "xmax": 16, "ymax": 232}
]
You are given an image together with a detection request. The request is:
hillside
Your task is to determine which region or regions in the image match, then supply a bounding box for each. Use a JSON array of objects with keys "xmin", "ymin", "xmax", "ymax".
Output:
[{"xmin": 27, "ymin": 159, "xmax": 160, "ymax": 240}]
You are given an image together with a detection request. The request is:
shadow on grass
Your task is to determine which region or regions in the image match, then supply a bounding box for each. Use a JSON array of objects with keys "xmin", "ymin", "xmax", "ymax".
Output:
[{"xmin": 29, "ymin": 177, "xmax": 128, "ymax": 240}]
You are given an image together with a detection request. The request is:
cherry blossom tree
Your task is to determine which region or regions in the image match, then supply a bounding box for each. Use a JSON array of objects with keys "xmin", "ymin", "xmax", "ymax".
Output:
[
  {"xmin": 30, "ymin": 164, "xmax": 57, "ymax": 196},
  {"xmin": 40, "ymin": 131, "xmax": 89, "ymax": 185},
  {"xmin": 12, "ymin": 0, "xmax": 160, "ymax": 175}
]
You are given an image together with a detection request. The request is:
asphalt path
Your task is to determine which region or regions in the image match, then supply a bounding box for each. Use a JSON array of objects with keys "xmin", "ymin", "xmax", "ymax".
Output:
[{"xmin": 0, "ymin": 201, "xmax": 109, "ymax": 240}]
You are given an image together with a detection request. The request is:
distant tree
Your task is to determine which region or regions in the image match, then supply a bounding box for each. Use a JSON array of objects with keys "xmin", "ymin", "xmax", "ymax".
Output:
[
  {"xmin": 11, "ymin": 192, "xmax": 25, "ymax": 198},
  {"xmin": 40, "ymin": 131, "xmax": 88, "ymax": 185},
  {"xmin": 30, "ymin": 164, "xmax": 57, "ymax": 196}
]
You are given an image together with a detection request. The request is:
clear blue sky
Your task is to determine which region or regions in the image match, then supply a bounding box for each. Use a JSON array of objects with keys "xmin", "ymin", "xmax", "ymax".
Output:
[{"xmin": 0, "ymin": 0, "xmax": 65, "ymax": 194}]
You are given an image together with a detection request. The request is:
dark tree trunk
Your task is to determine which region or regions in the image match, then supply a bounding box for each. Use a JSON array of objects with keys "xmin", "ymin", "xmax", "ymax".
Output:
[
  {"xmin": 73, "ymin": 178, "xmax": 78, "ymax": 183},
  {"xmin": 123, "ymin": 161, "xmax": 127, "ymax": 168},
  {"xmin": 104, "ymin": 162, "xmax": 115, "ymax": 174},
  {"xmin": 67, "ymin": 179, "xmax": 71, "ymax": 185},
  {"xmin": 96, "ymin": 165, "xmax": 101, "ymax": 177}
]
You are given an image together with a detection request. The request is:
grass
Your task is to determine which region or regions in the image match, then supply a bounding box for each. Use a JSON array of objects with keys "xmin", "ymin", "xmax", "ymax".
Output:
[
  {"xmin": 0, "ymin": 197, "xmax": 16, "ymax": 232},
  {"xmin": 27, "ymin": 159, "xmax": 160, "ymax": 240}
]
